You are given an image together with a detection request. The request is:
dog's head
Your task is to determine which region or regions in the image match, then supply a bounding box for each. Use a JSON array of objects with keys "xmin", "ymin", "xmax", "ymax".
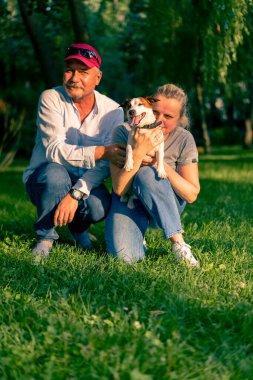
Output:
[{"xmin": 120, "ymin": 96, "xmax": 159, "ymax": 127}]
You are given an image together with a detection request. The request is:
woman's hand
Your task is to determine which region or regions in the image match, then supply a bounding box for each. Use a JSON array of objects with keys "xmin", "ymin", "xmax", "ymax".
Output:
[
  {"xmin": 141, "ymin": 151, "xmax": 156, "ymax": 166},
  {"xmin": 133, "ymin": 127, "xmax": 164, "ymax": 159},
  {"xmin": 110, "ymin": 127, "xmax": 164, "ymax": 196}
]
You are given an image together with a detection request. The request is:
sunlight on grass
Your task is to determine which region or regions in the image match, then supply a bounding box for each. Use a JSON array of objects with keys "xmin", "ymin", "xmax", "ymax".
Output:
[{"xmin": 0, "ymin": 148, "xmax": 252, "ymax": 379}]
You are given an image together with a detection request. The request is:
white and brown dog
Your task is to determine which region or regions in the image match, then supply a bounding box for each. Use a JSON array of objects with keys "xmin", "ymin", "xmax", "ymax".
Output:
[
  {"xmin": 119, "ymin": 97, "xmax": 166, "ymax": 208},
  {"xmin": 121, "ymin": 96, "xmax": 167, "ymax": 179}
]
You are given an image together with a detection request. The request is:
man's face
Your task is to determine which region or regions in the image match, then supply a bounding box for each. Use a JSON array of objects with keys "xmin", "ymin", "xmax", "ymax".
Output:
[{"xmin": 63, "ymin": 59, "xmax": 102, "ymax": 102}]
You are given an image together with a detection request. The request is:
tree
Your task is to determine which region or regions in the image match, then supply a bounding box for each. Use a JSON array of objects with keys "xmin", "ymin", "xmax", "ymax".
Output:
[
  {"xmin": 119, "ymin": 0, "xmax": 252, "ymax": 151},
  {"xmin": 225, "ymin": 4, "xmax": 253, "ymax": 149},
  {"xmin": 1, "ymin": 0, "xmax": 253, "ymax": 167},
  {"xmin": 191, "ymin": 0, "xmax": 251, "ymax": 152}
]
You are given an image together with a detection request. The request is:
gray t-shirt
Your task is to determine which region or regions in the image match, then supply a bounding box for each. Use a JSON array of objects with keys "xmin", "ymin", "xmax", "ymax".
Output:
[{"xmin": 112, "ymin": 124, "xmax": 198, "ymax": 171}]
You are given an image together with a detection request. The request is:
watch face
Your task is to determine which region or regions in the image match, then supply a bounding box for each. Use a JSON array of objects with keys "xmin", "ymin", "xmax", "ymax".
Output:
[{"xmin": 70, "ymin": 189, "xmax": 83, "ymax": 200}]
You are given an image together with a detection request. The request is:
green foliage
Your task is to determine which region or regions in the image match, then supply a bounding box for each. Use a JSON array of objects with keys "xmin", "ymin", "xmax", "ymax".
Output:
[
  {"xmin": 200, "ymin": 0, "xmax": 251, "ymax": 87},
  {"xmin": 82, "ymin": 0, "xmax": 131, "ymax": 99},
  {"xmin": 0, "ymin": 0, "xmax": 253, "ymax": 157},
  {"xmin": 0, "ymin": 149, "xmax": 253, "ymax": 378},
  {"xmin": 209, "ymin": 126, "xmax": 243, "ymax": 146}
]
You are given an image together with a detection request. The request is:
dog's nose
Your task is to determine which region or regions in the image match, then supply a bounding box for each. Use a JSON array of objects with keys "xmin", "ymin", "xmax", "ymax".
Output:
[{"xmin": 129, "ymin": 109, "xmax": 135, "ymax": 116}]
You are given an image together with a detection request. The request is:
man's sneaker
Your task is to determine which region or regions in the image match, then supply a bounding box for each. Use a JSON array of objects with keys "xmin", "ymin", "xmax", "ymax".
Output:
[
  {"xmin": 172, "ymin": 242, "xmax": 200, "ymax": 268},
  {"xmin": 32, "ymin": 240, "xmax": 53, "ymax": 257},
  {"xmin": 71, "ymin": 231, "xmax": 93, "ymax": 250}
]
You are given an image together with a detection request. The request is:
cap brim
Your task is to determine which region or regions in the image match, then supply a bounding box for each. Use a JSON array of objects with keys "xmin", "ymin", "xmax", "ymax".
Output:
[{"xmin": 64, "ymin": 55, "xmax": 100, "ymax": 69}]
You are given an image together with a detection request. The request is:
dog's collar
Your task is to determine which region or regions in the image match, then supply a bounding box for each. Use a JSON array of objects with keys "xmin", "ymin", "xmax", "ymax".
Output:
[{"xmin": 141, "ymin": 121, "xmax": 162, "ymax": 129}]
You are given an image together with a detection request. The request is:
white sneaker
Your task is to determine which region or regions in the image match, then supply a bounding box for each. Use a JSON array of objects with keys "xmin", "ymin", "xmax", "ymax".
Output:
[
  {"xmin": 32, "ymin": 240, "xmax": 53, "ymax": 257},
  {"xmin": 172, "ymin": 242, "xmax": 200, "ymax": 268}
]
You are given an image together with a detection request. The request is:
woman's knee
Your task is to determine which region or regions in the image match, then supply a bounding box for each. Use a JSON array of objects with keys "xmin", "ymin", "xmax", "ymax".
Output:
[
  {"xmin": 105, "ymin": 202, "xmax": 147, "ymax": 263},
  {"xmin": 134, "ymin": 166, "xmax": 156, "ymax": 187},
  {"xmin": 87, "ymin": 185, "xmax": 111, "ymax": 222},
  {"xmin": 133, "ymin": 166, "xmax": 170, "ymax": 196},
  {"xmin": 106, "ymin": 232, "xmax": 145, "ymax": 264}
]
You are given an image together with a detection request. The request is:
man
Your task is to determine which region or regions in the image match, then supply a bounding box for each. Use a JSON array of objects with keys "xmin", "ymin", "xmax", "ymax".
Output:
[{"xmin": 23, "ymin": 43, "xmax": 125, "ymax": 256}]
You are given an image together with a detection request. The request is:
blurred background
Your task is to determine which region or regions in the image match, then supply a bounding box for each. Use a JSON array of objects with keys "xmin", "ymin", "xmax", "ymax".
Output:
[{"xmin": 0, "ymin": 0, "xmax": 252, "ymax": 169}]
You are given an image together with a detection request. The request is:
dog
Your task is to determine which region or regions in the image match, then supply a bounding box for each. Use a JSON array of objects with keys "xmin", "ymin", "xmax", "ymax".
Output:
[
  {"xmin": 121, "ymin": 96, "xmax": 167, "ymax": 179},
  {"xmin": 120, "ymin": 96, "xmax": 167, "ymax": 208}
]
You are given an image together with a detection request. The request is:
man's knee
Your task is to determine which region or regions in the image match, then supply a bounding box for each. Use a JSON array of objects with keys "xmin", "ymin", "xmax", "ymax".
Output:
[{"xmin": 37, "ymin": 163, "xmax": 71, "ymax": 192}]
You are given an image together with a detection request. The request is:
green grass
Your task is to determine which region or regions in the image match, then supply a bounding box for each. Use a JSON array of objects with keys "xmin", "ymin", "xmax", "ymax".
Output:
[{"xmin": 0, "ymin": 147, "xmax": 252, "ymax": 380}]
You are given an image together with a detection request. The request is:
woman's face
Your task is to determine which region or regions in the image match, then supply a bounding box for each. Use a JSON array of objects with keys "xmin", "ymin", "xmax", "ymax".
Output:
[{"xmin": 152, "ymin": 95, "xmax": 182, "ymax": 139}]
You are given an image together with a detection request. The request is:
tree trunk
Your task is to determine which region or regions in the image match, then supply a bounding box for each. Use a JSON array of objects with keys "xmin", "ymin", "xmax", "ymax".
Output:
[
  {"xmin": 0, "ymin": 100, "xmax": 26, "ymax": 170},
  {"xmin": 243, "ymin": 86, "xmax": 253, "ymax": 149},
  {"xmin": 196, "ymin": 83, "xmax": 211, "ymax": 153},
  {"xmin": 244, "ymin": 118, "xmax": 252, "ymax": 149},
  {"xmin": 17, "ymin": 0, "xmax": 59, "ymax": 88},
  {"xmin": 67, "ymin": 0, "xmax": 89, "ymax": 42}
]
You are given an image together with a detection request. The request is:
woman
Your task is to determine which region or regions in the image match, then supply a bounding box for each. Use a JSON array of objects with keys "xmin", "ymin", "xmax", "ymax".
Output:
[{"xmin": 105, "ymin": 84, "xmax": 200, "ymax": 266}]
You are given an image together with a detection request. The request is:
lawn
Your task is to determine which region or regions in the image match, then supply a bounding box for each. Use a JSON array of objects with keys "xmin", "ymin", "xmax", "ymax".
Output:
[{"xmin": 0, "ymin": 146, "xmax": 252, "ymax": 380}]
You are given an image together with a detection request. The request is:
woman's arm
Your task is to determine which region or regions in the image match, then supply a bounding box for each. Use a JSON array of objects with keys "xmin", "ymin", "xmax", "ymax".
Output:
[
  {"xmin": 110, "ymin": 125, "xmax": 200, "ymax": 202},
  {"xmin": 163, "ymin": 161, "xmax": 200, "ymax": 203},
  {"xmin": 111, "ymin": 127, "xmax": 163, "ymax": 196}
]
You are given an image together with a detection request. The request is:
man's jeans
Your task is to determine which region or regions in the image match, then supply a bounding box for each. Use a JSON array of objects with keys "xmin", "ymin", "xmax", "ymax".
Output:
[
  {"xmin": 105, "ymin": 166, "xmax": 186, "ymax": 263},
  {"xmin": 26, "ymin": 163, "xmax": 111, "ymax": 241}
]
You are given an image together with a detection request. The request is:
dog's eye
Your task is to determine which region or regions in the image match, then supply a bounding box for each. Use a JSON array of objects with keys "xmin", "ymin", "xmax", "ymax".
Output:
[{"xmin": 138, "ymin": 103, "xmax": 143, "ymax": 106}]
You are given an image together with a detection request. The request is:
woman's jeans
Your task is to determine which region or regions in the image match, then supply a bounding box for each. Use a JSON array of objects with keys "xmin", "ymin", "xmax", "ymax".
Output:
[
  {"xmin": 105, "ymin": 166, "xmax": 186, "ymax": 263},
  {"xmin": 26, "ymin": 163, "xmax": 111, "ymax": 242}
]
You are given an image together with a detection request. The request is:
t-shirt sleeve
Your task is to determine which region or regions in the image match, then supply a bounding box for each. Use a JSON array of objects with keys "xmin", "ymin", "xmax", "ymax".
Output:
[
  {"xmin": 177, "ymin": 132, "xmax": 198, "ymax": 166},
  {"xmin": 111, "ymin": 124, "xmax": 129, "ymax": 144}
]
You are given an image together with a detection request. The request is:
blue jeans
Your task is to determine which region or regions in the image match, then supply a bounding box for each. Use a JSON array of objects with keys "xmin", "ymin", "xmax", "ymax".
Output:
[
  {"xmin": 105, "ymin": 166, "xmax": 186, "ymax": 262},
  {"xmin": 26, "ymin": 163, "xmax": 111, "ymax": 241}
]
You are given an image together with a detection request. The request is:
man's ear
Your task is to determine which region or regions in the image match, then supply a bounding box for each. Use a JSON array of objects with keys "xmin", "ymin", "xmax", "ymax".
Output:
[
  {"xmin": 145, "ymin": 96, "xmax": 159, "ymax": 104},
  {"xmin": 95, "ymin": 70, "xmax": 102, "ymax": 85}
]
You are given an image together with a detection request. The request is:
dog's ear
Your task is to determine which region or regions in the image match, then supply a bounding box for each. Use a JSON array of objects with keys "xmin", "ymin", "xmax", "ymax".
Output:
[
  {"xmin": 145, "ymin": 96, "xmax": 159, "ymax": 104},
  {"xmin": 119, "ymin": 99, "xmax": 131, "ymax": 110}
]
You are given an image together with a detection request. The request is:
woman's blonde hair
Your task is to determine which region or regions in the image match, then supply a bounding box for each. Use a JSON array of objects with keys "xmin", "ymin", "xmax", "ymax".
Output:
[{"xmin": 153, "ymin": 83, "xmax": 190, "ymax": 129}]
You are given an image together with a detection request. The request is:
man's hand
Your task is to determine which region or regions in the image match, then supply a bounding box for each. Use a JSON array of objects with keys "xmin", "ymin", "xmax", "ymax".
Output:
[
  {"xmin": 54, "ymin": 193, "xmax": 78, "ymax": 227},
  {"xmin": 95, "ymin": 143, "xmax": 126, "ymax": 168}
]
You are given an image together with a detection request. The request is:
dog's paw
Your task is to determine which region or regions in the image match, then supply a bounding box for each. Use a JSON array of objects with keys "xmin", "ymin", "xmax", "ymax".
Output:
[
  {"xmin": 157, "ymin": 169, "xmax": 167, "ymax": 179},
  {"xmin": 124, "ymin": 161, "xmax": 134, "ymax": 171}
]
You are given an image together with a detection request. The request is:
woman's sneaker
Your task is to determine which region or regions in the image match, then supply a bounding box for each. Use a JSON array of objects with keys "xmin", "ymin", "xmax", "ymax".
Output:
[{"xmin": 172, "ymin": 242, "xmax": 200, "ymax": 268}]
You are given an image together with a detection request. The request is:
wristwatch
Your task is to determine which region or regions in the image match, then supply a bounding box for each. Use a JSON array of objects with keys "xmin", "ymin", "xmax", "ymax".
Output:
[{"xmin": 69, "ymin": 189, "xmax": 84, "ymax": 201}]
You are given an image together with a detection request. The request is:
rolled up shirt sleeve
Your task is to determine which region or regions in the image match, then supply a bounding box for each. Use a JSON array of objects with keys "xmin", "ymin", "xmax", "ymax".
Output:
[
  {"xmin": 72, "ymin": 160, "xmax": 110, "ymax": 198},
  {"xmin": 177, "ymin": 133, "xmax": 198, "ymax": 167}
]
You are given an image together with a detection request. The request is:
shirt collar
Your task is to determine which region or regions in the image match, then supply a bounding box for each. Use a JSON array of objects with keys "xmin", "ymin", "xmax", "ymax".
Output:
[{"xmin": 62, "ymin": 86, "xmax": 99, "ymax": 118}]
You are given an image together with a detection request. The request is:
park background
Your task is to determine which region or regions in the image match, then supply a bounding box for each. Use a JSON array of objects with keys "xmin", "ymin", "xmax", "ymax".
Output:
[{"xmin": 0, "ymin": 1, "xmax": 253, "ymax": 379}]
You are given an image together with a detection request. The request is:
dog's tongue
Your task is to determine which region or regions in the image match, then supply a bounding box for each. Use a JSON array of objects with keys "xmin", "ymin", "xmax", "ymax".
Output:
[{"xmin": 130, "ymin": 114, "xmax": 143, "ymax": 127}]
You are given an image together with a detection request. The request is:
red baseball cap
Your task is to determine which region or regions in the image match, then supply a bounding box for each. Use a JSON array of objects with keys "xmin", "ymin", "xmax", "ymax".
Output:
[{"xmin": 64, "ymin": 43, "xmax": 102, "ymax": 69}]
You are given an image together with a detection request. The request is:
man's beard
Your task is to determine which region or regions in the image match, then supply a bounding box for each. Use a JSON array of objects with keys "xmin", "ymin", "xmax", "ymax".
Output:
[{"xmin": 65, "ymin": 84, "xmax": 85, "ymax": 101}]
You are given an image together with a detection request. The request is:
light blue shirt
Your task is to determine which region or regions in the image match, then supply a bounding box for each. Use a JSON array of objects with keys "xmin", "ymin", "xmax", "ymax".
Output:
[{"xmin": 23, "ymin": 86, "xmax": 124, "ymax": 197}]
